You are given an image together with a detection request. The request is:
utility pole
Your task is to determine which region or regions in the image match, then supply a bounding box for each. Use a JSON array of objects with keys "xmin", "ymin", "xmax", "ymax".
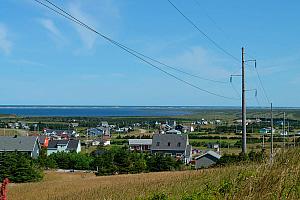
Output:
[
  {"xmin": 270, "ymin": 103, "xmax": 274, "ymax": 160},
  {"xmin": 242, "ymin": 47, "xmax": 247, "ymax": 154},
  {"xmin": 283, "ymin": 112, "xmax": 286, "ymax": 149}
]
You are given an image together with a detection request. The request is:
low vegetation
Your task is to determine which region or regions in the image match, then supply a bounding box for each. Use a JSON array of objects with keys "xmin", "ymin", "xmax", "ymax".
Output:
[
  {"xmin": 6, "ymin": 148, "xmax": 300, "ymax": 199},
  {"xmin": 36, "ymin": 147, "xmax": 184, "ymax": 176},
  {"xmin": 0, "ymin": 153, "xmax": 43, "ymax": 183}
]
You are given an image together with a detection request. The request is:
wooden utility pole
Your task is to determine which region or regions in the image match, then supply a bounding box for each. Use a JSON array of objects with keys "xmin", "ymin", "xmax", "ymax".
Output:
[
  {"xmin": 283, "ymin": 112, "xmax": 286, "ymax": 149},
  {"xmin": 270, "ymin": 103, "xmax": 274, "ymax": 160},
  {"xmin": 242, "ymin": 47, "xmax": 247, "ymax": 154}
]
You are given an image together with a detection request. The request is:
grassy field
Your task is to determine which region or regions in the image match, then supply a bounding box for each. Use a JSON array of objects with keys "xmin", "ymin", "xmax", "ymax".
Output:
[
  {"xmin": 0, "ymin": 128, "xmax": 30, "ymax": 136},
  {"xmin": 7, "ymin": 148, "xmax": 300, "ymax": 200}
]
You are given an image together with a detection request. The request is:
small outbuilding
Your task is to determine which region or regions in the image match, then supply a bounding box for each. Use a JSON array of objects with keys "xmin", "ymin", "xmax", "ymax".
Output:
[{"xmin": 195, "ymin": 151, "xmax": 221, "ymax": 169}]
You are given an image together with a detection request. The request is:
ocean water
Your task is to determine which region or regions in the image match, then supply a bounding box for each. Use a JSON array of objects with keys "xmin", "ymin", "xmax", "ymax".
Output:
[{"xmin": 0, "ymin": 106, "xmax": 197, "ymax": 117}]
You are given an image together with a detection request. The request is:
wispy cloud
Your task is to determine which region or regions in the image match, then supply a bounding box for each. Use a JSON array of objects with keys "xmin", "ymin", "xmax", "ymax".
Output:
[
  {"xmin": 9, "ymin": 59, "xmax": 46, "ymax": 68},
  {"xmin": 67, "ymin": 0, "xmax": 121, "ymax": 50},
  {"xmin": 68, "ymin": 3, "xmax": 98, "ymax": 50},
  {"xmin": 0, "ymin": 23, "xmax": 12, "ymax": 55},
  {"xmin": 164, "ymin": 46, "xmax": 232, "ymax": 79},
  {"xmin": 38, "ymin": 18, "xmax": 64, "ymax": 44}
]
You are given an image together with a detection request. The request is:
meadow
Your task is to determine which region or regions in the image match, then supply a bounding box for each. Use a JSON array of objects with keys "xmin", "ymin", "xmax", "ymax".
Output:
[{"xmin": 7, "ymin": 148, "xmax": 300, "ymax": 200}]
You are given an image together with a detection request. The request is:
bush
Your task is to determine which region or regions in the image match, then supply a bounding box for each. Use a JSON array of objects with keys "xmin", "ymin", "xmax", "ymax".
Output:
[
  {"xmin": 0, "ymin": 152, "xmax": 43, "ymax": 183},
  {"xmin": 94, "ymin": 147, "xmax": 183, "ymax": 176}
]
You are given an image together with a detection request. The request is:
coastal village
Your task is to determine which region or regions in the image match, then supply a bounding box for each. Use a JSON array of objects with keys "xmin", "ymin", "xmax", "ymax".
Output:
[
  {"xmin": 0, "ymin": 116, "xmax": 298, "ymax": 171},
  {"xmin": 1, "ymin": 0, "xmax": 300, "ymax": 199}
]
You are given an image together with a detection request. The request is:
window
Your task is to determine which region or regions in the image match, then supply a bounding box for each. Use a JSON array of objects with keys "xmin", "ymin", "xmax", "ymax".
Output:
[
  {"xmin": 156, "ymin": 142, "xmax": 160, "ymax": 146},
  {"xmin": 177, "ymin": 142, "xmax": 181, "ymax": 147},
  {"xmin": 168, "ymin": 142, "xmax": 171, "ymax": 146}
]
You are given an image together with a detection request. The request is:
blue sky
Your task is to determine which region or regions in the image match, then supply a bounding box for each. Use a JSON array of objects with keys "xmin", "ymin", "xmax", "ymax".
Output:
[{"xmin": 0, "ymin": 0, "xmax": 299, "ymax": 106}]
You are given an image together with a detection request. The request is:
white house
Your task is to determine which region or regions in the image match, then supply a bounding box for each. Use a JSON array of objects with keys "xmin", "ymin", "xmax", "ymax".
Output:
[{"xmin": 47, "ymin": 139, "xmax": 81, "ymax": 155}]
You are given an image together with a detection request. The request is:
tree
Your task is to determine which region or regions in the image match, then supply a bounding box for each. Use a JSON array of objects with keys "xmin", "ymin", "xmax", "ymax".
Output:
[{"xmin": 0, "ymin": 152, "xmax": 43, "ymax": 183}]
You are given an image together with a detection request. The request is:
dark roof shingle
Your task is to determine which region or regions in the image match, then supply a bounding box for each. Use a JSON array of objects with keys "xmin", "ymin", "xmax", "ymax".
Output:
[
  {"xmin": 151, "ymin": 134, "xmax": 188, "ymax": 151},
  {"xmin": 0, "ymin": 136, "xmax": 38, "ymax": 152}
]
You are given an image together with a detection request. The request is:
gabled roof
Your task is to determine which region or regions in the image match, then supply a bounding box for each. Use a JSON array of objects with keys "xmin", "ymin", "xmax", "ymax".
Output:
[
  {"xmin": 195, "ymin": 150, "xmax": 221, "ymax": 160},
  {"xmin": 129, "ymin": 139, "xmax": 152, "ymax": 145},
  {"xmin": 0, "ymin": 136, "xmax": 39, "ymax": 152},
  {"xmin": 48, "ymin": 140, "xmax": 68, "ymax": 148},
  {"xmin": 66, "ymin": 140, "xmax": 80, "ymax": 151},
  {"xmin": 151, "ymin": 134, "xmax": 188, "ymax": 151},
  {"xmin": 48, "ymin": 139, "xmax": 80, "ymax": 151}
]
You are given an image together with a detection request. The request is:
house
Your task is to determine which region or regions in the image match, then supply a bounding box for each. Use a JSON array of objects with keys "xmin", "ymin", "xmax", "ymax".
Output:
[
  {"xmin": 0, "ymin": 136, "xmax": 40, "ymax": 158},
  {"xmin": 47, "ymin": 139, "xmax": 81, "ymax": 155},
  {"xmin": 87, "ymin": 128, "xmax": 104, "ymax": 136},
  {"xmin": 260, "ymin": 128, "xmax": 275, "ymax": 134},
  {"xmin": 92, "ymin": 138, "xmax": 111, "ymax": 146},
  {"xmin": 88, "ymin": 127, "xmax": 110, "ymax": 137},
  {"xmin": 195, "ymin": 151, "xmax": 221, "ymax": 169},
  {"xmin": 151, "ymin": 134, "xmax": 192, "ymax": 164},
  {"xmin": 175, "ymin": 125, "xmax": 194, "ymax": 133},
  {"xmin": 100, "ymin": 121, "xmax": 109, "ymax": 127},
  {"xmin": 128, "ymin": 139, "xmax": 152, "ymax": 151},
  {"xmin": 115, "ymin": 127, "xmax": 129, "ymax": 133},
  {"xmin": 38, "ymin": 135, "xmax": 49, "ymax": 148},
  {"xmin": 44, "ymin": 129, "xmax": 78, "ymax": 138},
  {"xmin": 166, "ymin": 129, "xmax": 181, "ymax": 135}
]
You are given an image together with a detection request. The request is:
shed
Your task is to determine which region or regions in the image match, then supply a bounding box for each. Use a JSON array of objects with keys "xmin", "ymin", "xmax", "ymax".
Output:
[{"xmin": 195, "ymin": 151, "xmax": 221, "ymax": 169}]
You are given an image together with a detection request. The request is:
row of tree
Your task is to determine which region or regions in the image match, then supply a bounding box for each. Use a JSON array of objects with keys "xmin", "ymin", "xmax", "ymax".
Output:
[{"xmin": 36, "ymin": 147, "xmax": 184, "ymax": 176}]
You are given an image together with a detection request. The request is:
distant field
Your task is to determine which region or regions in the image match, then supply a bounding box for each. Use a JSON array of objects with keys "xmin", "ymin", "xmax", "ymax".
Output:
[
  {"xmin": 0, "ymin": 128, "xmax": 29, "ymax": 136},
  {"xmin": 7, "ymin": 149, "xmax": 300, "ymax": 200}
]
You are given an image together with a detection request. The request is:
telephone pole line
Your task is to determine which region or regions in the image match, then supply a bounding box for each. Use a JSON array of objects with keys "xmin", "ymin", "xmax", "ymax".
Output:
[
  {"xmin": 270, "ymin": 103, "xmax": 274, "ymax": 161},
  {"xmin": 283, "ymin": 112, "xmax": 286, "ymax": 149},
  {"xmin": 242, "ymin": 47, "xmax": 247, "ymax": 154}
]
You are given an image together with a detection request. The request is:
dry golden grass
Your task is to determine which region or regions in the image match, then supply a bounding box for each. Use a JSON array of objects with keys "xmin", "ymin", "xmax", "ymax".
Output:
[{"xmin": 7, "ymin": 149, "xmax": 300, "ymax": 200}]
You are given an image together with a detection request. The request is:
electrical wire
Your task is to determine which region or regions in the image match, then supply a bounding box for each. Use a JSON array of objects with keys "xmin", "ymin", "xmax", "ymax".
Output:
[
  {"xmin": 33, "ymin": 0, "xmax": 239, "ymax": 100},
  {"xmin": 167, "ymin": 0, "xmax": 240, "ymax": 63},
  {"xmin": 42, "ymin": 0, "xmax": 229, "ymax": 85},
  {"xmin": 255, "ymin": 66, "xmax": 271, "ymax": 104}
]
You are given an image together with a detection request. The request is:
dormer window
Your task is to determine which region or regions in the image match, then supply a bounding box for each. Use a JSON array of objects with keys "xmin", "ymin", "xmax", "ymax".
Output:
[
  {"xmin": 177, "ymin": 142, "xmax": 181, "ymax": 147},
  {"xmin": 168, "ymin": 142, "xmax": 171, "ymax": 146},
  {"xmin": 156, "ymin": 142, "xmax": 160, "ymax": 146}
]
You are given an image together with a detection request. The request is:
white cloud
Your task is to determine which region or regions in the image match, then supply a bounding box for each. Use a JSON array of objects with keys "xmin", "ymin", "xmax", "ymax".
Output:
[
  {"xmin": 38, "ymin": 18, "xmax": 64, "ymax": 44},
  {"xmin": 68, "ymin": 0, "xmax": 120, "ymax": 50},
  {"xmin": 0, "ymin": 23, "xmax": 12, "ymax": 55},
  {"xmin": 68, "ymin": 3, "xmax": 98, "ymax": 50},
  {"xmin": 164, "ymin": 47, "xmax": 232, "ymax": 79},
  {"xmin": 9, "ymin": 59, "xmax": 46, "ymax": 68}
]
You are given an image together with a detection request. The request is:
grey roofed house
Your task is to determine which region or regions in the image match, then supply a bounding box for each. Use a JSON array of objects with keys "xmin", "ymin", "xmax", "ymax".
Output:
[
  {"xmin": 47, "ymin": 139, "xmax": 81, "ymax": 155},
  {"xmin": 194, "ymin": 150, "xmax": 221, "ymax": 169},
  {"xmin": 129, "ymin": 139, "xmax": 152, "ymax": 146},
  {"xmin": 66, "ymin": 140, "xmax": 81, "ymax": 151},
  {"xmin": 128, "ymin": 139, "xmax": 152, "ymax": 151},
  {"xmin": 0, "ymin": 136, "xmax": 40, "ymax": 158},
  {"xmin": 151, "ymin": 134, "xmax": 192, "ymax": 164}
]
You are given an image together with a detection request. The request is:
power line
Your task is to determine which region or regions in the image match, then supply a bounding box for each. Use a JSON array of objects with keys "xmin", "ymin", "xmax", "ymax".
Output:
[
  {"xmin": 41, "ymin": 0, "xmax": 229, "ymax": 85},
  {"xmin": 193, "ymin": 0, "xmax": 230, "ymax": 39},
  {"xmin": 167, "ymin": 0, "xmax": 240, "ymax": 63},
  {"xmin": 33, "ymin": 0, "xmax": 238, "ymax": 100},
  {"xmin": 255, "ymin": 63, "xmax": 271, "ymax": 104},
  {"xmin": 190, "ymin": 0, "xmax": 272, "ymax": 106}
]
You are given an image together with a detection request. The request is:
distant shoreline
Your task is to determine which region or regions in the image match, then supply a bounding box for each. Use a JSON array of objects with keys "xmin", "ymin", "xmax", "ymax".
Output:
[{"xmin": 0, "ymin": 106, "xmax": 299, "ymax": 118}]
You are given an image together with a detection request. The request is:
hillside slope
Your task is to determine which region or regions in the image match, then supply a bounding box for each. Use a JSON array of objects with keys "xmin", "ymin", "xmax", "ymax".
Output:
[{"xmin": 8, "ymin": 149, "xmax": 300, "ymax": 200}]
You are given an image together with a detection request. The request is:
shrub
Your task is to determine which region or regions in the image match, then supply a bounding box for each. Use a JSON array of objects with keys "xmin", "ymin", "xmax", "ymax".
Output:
[{"xmin": 0, "ymin": 152, "xmax": 43, "ymax": 183}]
